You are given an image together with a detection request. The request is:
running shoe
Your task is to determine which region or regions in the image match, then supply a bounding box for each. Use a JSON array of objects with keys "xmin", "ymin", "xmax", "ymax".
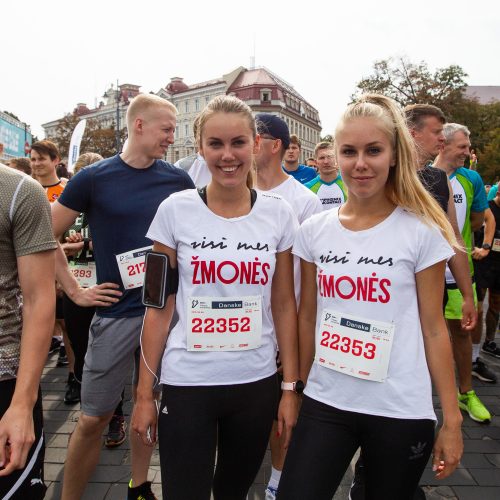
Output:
[
  {"xmin": 349, "ymin": 458, "xmax": 365, "ymax": 500},
  {"xmin": 105, "ymin": 415, "xmax": 127, "ymax": 448},
  {"xmin": 458, "ymin": 390, "xmax": 491, "ymax": 423},
  {"xmin": 64, "ymin": 373, "xmax": 81, "ymax": 405},
  {"xmin": 265, "ymin": 485, "xmax": 278, "ymax": 500},
  {"xmin": 48, "ymin": 336, "xmax": 62, "ymax": 354},
  {"xmin": 481, "ymin": 340, "xmax": 500, "ymax": 359},
  {"xmin": 57, "ymin": 345, "xmax": 69, "ymax": 366},
  {"xmin": 472, "ymin": 358, "xmax": 497, "ymax": 383},
  {"xmin": 127, "ymin": 480, "xmax": 157, "ymax": 500}
]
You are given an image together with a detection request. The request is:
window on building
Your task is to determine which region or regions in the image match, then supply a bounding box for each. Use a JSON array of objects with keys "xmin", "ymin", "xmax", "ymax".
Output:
[
  {"xmin": 195, "ymin": 99, "xmax": 199, "ymax": 111},
  {"xmin": 262, "ymin": 91, "xmax": 270, "ymax": 103},
  {"xmin": 185, "ymin": 123, "xmax": 189, "ymax": 137},
  {"xmin": 185, "ymin": 101, "xmax": 189, "ymax": 113}
]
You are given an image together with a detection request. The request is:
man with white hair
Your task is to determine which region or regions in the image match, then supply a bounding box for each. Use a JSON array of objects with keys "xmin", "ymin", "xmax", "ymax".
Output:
[
  {"xmin": 52, "ymin": 94, "xmax": 195, "ymax": 500},
  {"xmin": 435, "ymin": 123, "xmax": 493, "ymax": 423}
]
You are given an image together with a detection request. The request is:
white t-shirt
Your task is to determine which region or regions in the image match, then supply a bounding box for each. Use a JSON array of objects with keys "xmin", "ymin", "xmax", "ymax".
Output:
[
  {"xmin": 259, "ymin": 177, "xmax": 322, "ymax": 303},
  {"xmin": 147, "ymin": 189, "xmax": 297, "ymax": 386},
  {"xmin": 293, "ymin": 206, "xmax": 454, "ymax": 420},
  {"xmin": 267, "ymin": 177, "xmax": 323, "ymax": 224},
  {"xmin": 187, "ymin": 155, "xmax": 211, "ymax": 188}
]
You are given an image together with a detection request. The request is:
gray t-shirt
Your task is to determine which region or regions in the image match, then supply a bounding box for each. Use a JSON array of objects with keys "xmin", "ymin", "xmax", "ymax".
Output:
[{"xmin": 0, "ymin": 164, "xmax": 57, "ymax": 380}]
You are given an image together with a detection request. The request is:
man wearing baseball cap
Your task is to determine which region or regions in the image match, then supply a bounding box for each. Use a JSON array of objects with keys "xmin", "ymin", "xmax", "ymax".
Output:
[{"xmin": 255, "ymin": 113, "xmax": 321, "ymax": 499}]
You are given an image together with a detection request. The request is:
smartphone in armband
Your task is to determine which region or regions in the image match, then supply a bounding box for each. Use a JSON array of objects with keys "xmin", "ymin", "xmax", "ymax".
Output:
[{"xmin": 142, "ymin": 252, "xmax": 168, "ymax": 309}]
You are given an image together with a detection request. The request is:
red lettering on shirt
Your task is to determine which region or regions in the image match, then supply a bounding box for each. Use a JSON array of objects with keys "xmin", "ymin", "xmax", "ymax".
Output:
[
  {"xmin": 318, "ymin": 272, "xmax": 391, "ymax": 303},
  {"xmin": 190, "ymin": 258, "xmax": 270, "ymax": 285}
]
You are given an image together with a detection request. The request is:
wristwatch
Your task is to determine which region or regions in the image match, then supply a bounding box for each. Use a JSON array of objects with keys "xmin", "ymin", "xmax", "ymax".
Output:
[
  {"xmin": 281, "ymin": 380, "xmax": 305, "ymax": 394},
  {"xmin": 482, "ymin": 243, "xmax": 492, "ymax": 250}
]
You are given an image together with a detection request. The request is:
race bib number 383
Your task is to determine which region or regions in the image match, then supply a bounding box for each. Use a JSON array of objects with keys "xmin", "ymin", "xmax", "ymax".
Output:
[
  {"xmin": 116, "ymin": 246, "xmax": 152, "ymax": 289},
  {"xmin": 187, "ymin": 295, "xmax": 262, "ymax": 351},
  {"xmin": 316, "ymin": 310, "xmax": 395, "ymax": 382}
]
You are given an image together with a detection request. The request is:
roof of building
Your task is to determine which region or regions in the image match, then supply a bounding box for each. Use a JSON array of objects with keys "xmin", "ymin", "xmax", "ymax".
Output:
[
  {"xmin": 165, "ymin": 77, "xmax": 190, "ymax": 94},
  {"xmin": 228, "ymin": 67, "xmax": 307, "ymax": 103}
]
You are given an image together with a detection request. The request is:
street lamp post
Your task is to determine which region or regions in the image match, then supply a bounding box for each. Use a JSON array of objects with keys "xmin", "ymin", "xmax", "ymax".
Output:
[{"xmin": 115, "ymin": 79, "xmax": 121, "ymax": 153}]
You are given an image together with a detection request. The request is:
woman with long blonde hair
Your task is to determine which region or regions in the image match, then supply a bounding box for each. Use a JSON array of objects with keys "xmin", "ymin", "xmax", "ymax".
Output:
[{"xmin": 277, "ymin": 94, "xmax": 463, "ymax": 500}]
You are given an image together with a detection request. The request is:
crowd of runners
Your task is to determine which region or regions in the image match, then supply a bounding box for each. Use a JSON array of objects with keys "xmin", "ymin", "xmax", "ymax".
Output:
[{"xmin": 0, "ymin": 91, "xmax": 499, "ymax": 500}]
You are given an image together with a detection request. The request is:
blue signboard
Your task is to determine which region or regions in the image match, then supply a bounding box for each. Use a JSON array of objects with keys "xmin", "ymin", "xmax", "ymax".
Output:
[{"xmin": 0, "ymin": 115, "xmax": 32, "ymax": 157}]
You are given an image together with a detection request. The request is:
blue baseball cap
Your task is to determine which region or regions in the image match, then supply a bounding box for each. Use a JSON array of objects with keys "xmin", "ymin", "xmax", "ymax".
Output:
[{"xmin": 256, "ymin": 113, "xmax": 290, "ymax": 150}]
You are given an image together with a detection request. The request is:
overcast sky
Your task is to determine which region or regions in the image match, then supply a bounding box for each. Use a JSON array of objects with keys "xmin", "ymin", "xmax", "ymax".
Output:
[{"xmin": 2, "ymin": 0, "xmax": 499, "ymax": 139}]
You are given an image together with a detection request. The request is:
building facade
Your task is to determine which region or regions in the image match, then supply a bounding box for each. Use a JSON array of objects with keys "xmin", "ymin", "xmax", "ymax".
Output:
[
  {"xmin": 158, "ymin": 66, "xmax": 322, "ymax": 164},
  {"xmin": 42, "ymin": 67, "xmax": 322, "ymax": 163},
  {"xmin": 42, "ymin": 83, "xmax": 140, "ymax": 145}
]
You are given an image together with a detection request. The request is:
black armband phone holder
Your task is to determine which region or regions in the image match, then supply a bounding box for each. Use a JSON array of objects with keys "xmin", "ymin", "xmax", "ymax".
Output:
[{"xmin": 142, "ymin": 251, "xmax": 178, "ymax": 309}]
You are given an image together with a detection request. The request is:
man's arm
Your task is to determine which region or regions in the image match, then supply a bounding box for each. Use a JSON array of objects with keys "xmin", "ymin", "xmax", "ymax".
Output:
[
  {"xmin": 470, "ymin": 211, "xmax": 485, "ymax": 232},
  {"xmin": 472, "ymin": 208, "xmax": 496, "ymax": 260},
  {"xmin": 52, "ymin": 201, "xmax": 121, "ymax": 307},
  {"xmin": 0, "ymin": 250, "xmax": 55, "ymax": 476},
  {"xmin": 445, "ymin": 179, "xmax": 477, "ymax": 330}
]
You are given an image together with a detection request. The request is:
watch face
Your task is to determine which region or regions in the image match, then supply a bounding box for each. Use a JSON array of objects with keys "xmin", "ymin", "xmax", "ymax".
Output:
[{"xmin": 295, "ymin": 380, "xmax": 305, "ymax": 394}]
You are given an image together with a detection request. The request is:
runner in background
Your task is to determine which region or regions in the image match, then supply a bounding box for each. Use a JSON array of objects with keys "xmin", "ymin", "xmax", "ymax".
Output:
[
  {"xmin": 282, "ymin": 135, "xmax": 317, "ymax": 184},
  {"xmin": 31, "ymin": 141, "xmax": 75, "ymax": 380},
  {"xmin": 306, "ymin": 157, "xmax": 317, "ymax": 170},
  {"xmin": 305, "ymin": 141, "xmax": 347, "ymax": 211},
  {"xmin": 7, "ymin": 157, "xmax": 32, "ymax": 175},
  {"xmin": 132, "ymin": 96, "xmax": 300, "ymax": 500},
  {"xmin": 61, "ymin": 152, "xmax": 128, "ymax": 447},
  {"xmin": 277, "ymin": 94, "xmax": 462, "ymax": 499},
  {"xmin": 472, "ymin": 190, "xmax": 500, "ymax": 359},
  {"xmin": 52, "ymin": 94, "xmax": 194, "ymax": 500},
  {"xmin": 434, "ymin": 124, "xmax": 495, "ymax": 421},
  {"xmin": 254, "ymin": 113, "xmax": 321, "ymax": 499}
]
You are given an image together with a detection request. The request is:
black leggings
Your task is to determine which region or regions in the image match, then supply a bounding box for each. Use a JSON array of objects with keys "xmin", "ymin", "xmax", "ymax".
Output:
[
  {"xmin": 62, "ymin": 293, "xmax": 95, "ymax": 382},
  {"xmin": 277, "ymin": 396, "xmax": 434, "ymax": 500},
  {"xmin": 62, "ymin": 294, "xmax": 124, "ymax": 415},
  {"xmin": 158, "ymin": 374, "xmax": 278, "ymax": 500}
]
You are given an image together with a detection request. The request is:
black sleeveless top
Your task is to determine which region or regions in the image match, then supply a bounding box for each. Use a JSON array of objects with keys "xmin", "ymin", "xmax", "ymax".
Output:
[{"xmin": 417, "ymin": 166, "xmax": 449, "ymax": 213}]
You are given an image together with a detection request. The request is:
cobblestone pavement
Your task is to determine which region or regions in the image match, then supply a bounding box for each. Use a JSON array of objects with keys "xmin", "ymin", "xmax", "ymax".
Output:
[{"xmin": 42, "ymin": 331, "xmax": 500, "ymax": 500}]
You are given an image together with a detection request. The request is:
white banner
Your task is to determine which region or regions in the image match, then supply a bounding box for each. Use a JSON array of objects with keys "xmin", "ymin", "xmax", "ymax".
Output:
[{"xmin": 67, "ymin": 119, "xmax": 87, "ymax": 172}]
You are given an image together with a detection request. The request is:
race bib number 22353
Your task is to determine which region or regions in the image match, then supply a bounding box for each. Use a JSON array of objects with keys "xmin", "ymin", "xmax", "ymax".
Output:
[{"xmin": 316, "ymin": 310, "xmax": 395, "ymax": 382}]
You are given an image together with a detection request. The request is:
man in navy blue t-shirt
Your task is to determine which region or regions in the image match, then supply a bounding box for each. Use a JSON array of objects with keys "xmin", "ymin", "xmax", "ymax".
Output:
[{"xmin": 52, "ymin": 94, "xmax": 194, "ymax": 500}]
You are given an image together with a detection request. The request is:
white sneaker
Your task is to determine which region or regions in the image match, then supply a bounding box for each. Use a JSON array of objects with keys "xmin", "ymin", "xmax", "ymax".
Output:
[{"xmin": 265, "ymin": 485, "xmax": 278, "ymax": 500}]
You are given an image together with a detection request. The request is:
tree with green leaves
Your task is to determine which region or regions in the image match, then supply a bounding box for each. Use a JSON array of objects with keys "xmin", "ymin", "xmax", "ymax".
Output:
[
  {"xmin": 353, "ymin": 57, "xmax": 468, "ymax": 117},
  {"xmin": 49, "ymin": 114, "xmax": 126, "ymax": 160},
  {"xmin": 353, "ymin": 57, "xmax": 500, "ymax": 183}
]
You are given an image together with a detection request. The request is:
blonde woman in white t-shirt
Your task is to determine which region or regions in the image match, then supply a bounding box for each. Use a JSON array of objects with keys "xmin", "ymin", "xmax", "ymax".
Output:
[
  {"xmin": 132, "ymin": 95, "xmax": 300, "ymax": 500},
  {"xmin": 277, "ymin": 94, "xmax": 463, "ymax": 500}
]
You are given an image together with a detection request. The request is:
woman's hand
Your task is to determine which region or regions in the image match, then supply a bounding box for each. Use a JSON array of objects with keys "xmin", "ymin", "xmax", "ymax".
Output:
[
  {"xmin": 432, "ymin": 423, "xmax": 463, "ymax": 479},
  {"xmin": 277, "ymin": 391, "xmax": 299, "ymax": 449},
  {"xmin": 131, "ymin": 397, "xmax": 158, "ymax": 447}
]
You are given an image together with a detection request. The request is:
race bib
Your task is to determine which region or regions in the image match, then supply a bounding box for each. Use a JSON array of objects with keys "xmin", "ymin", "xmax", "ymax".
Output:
[
  {"xmin": 187, "ymin": 296, "xmax": 262, "ymax": 351},
  {"xmin": 69, "ymin": 261, "xmax": 97, "ymax": 288},
  {"xmin": 316, "ymin": 310, "xmax": 395, "ymax": 382},
  {"xmin": 116, "ymin": 246, "xmax": 152, "ymax": 289},
  {"xmin": 493, "ymin": 237, "xmax": 500, "ymax": 252}
]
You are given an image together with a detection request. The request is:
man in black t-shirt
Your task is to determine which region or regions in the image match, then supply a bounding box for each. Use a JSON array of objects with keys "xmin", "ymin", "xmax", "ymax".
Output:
[{"xmin": 472, "ymin": 191, "xmax": 500, "ymax": 358}]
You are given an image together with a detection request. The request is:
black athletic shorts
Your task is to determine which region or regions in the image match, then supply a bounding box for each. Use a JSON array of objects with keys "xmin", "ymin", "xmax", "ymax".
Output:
[{"xmin": 0, "ymin": 379, "xmax": 46, "ymax": 500}]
